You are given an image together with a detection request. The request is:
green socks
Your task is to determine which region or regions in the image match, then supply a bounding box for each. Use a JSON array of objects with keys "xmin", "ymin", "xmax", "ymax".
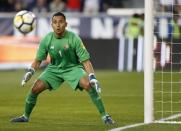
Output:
[
  {"xmin": 87, "ymin": 87, "xmax": 107, "ymax": 117},
  {"xmin": 23, "ymin": 88, "xmax": 107, "ymax": 119},
  {"xmin": 23, "ymin": 91, "xmax": 38, "ymax": 119}
]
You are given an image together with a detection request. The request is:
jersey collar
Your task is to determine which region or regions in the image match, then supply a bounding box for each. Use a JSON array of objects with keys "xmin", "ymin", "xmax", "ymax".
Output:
[{"xmin": 54, "ymin": 30, "xmax": 67, "ymax": 39}]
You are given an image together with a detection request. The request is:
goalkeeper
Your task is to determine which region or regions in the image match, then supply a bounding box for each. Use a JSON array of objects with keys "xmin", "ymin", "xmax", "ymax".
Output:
[{"xmin": 11, "ymin": 12, "xmax": 114, "ymax": 125}]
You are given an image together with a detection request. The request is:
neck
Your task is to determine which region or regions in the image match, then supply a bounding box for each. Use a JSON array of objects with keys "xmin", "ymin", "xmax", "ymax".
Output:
[{"xmin": 55, "ymin": 30, "xmax": 66, "ymax": 38}]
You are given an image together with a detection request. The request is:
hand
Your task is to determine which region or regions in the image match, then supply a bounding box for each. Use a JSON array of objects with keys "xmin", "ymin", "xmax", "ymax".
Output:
[
  {"xmin": 21, "ymin": 67, "xmax": 35, "ymax": 87},
  {"xmin": 89, "ymin": 73, "xmax": 101, "ymax": 93}
]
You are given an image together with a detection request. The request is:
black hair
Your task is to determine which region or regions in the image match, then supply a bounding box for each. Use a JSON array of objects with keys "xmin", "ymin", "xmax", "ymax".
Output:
[{"xmin": 52, "ymin": 12, "xmax": 66, "ymax": 20}]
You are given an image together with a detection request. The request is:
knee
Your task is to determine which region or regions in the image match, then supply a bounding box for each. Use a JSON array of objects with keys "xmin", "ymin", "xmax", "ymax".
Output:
[
  {"xmin": 79, "ymin": 76, "xmax": 92, "ymax": 90},
  {"xmin": 81, "ymin": 81, "xmax": 91, "ymax": 91},
  {"xmin": 31, "ymin": 88, "xmax": 39, "ymax": 95},
  {"xmin": 31, "ymin": 80, "xmax": 46, "ymax": 95}
]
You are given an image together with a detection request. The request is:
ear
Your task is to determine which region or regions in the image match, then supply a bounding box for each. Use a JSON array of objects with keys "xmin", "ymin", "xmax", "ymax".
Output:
[{"xmin": 65, "ymin": 22, "xmax": 67, "ymax": 27}]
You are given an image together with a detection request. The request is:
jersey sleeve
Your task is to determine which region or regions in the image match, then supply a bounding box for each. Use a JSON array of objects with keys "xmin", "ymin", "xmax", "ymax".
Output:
[
  {"xmin": 36, "ymin": 36, "xmax": 48, "ymax": 61},
  {"xmin": 74, "ymin": 35, "xmax": 90, "ymax": 62}
]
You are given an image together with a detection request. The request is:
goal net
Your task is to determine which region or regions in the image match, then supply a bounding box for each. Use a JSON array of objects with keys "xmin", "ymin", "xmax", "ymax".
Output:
[{"xmin": 153, "ymin": 0, "xmax": 181, "ymax": 124}]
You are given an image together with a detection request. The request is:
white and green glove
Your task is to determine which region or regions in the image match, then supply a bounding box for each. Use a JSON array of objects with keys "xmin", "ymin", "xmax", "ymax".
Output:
[
  {"xmin": 21, "ymin": 67, "xmax": 35, "ymax": 86},
  {"xmin": 88, "ymin": 73, "xmax": 101, "ymax": 93}
]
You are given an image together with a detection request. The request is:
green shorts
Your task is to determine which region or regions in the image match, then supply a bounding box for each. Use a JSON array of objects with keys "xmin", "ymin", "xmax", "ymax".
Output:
[{"xmin": 38, "ymin": 65, "xmax": 87, "ymax": 91}]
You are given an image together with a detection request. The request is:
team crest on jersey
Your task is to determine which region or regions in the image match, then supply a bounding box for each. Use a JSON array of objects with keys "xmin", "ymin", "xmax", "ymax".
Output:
[
  {"xmin": 50, "ymin": 45, "xmax": 54, "ymax": 49},
  {"xmin": 64, "ymin": 44, "xmax": 69, "ymax": 50}
]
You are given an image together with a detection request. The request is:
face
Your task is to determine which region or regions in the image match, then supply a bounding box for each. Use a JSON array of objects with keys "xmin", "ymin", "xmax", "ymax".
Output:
[{"xmin": 51, "ymin": 15, "xmax": 67, "ymax": 37}]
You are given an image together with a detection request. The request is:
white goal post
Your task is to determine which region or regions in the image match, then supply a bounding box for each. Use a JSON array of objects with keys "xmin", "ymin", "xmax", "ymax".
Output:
[
  {"xmin": 144, "ymin": 0, "xmax": 154, "ymax": 123},
  {"xmin": 144, "ymin": 0, "xmax": 181, "ymax": 124}
]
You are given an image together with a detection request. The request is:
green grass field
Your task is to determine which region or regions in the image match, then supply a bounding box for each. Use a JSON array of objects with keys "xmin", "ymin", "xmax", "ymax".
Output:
[{"xmin": 0, "ymin": 70, "xmax": 181, "ymax": 131}]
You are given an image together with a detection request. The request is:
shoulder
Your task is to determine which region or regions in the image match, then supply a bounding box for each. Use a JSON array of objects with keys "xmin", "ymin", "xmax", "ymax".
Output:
[
  {"xmin": 65, "ymin": 30, "xmax": 83, "ymax": 45},
  {"xmin": 40, "ymin": 32, "xmax": 53, "ymax": 43},
  {"xmin": 66, "ymin": 30, "xmax": 81, "ymax": 39},
  {"xmin": 43, "ymin": 32, "xmax": 54, "ymax": 39},
  {"xmin": 66, "ymin": 30, "xmax": 76, "ymax": 36},
  {"xmin": 39, "ymin": 32, "xmax": 54, "ymax": 49}
]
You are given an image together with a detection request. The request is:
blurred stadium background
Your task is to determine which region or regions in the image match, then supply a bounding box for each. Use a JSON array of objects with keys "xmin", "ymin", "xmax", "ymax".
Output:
[{"xmin": 1, "ymin": 0, "xmax": 181, "ymax": 131}]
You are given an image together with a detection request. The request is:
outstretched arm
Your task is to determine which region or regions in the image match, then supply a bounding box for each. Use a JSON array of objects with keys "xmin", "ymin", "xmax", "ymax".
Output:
[
  {"xmin": 82, "ymin": 60, "xmax": 101, "ymax": 93},
  {"xmin": 82, "ymin": 59, "xmax": 95, "ymax": 74}
]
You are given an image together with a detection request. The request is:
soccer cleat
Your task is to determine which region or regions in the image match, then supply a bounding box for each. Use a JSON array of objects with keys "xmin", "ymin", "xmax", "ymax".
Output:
[
  {"xmin": 102, "ymin": 115, "xmax": 115, "ymax": 125},
  {"xmin": 10, "ymin": 116, "xmax": 29, "ymax": 122}
]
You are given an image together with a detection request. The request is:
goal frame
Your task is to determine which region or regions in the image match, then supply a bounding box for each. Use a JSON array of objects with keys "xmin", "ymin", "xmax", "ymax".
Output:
[
  {"xmin": 144, "ymin": 0, "xmax": 154, "ymax": 123},
  {"xmin": 144, "ymin": 0, "xmax": 181, "ymax": 124}
]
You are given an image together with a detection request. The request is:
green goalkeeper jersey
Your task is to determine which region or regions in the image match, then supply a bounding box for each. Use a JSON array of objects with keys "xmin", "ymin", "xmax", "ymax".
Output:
[{"xmin": 36, "ymin": 30, "xmax": 90, "ymax": 69}]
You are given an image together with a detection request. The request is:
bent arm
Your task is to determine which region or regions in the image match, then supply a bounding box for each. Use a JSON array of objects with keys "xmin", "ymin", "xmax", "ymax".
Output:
[{"xmin": 82, "ymin": 59, "xmax": 95, "ymax": 74}]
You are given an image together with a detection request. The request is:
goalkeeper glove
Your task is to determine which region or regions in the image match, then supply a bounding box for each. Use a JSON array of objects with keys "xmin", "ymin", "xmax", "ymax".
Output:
[
  {"xmin": 88, "ymin": 73, "xmax": 101, "ymax": 93},
  {"xmin": 21, "ymin": 67, "xmax": 35, "ymax": 87}
]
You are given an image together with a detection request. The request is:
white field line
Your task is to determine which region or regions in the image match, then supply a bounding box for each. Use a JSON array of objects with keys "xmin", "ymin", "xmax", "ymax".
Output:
[
  {"xmin": 157, "ymin": 113, "xmax": 181, "ymax": 121},
  {"xmin": 110, "ymin": 113, "xmax": 181, "ymax": 131},
  {"xmin": 109, "ymin": 123, "xmax": 146, "ymax": 131},
  {"xmin": 155, "ymin": 113, "xmax": 181, "ymax": 124}
]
